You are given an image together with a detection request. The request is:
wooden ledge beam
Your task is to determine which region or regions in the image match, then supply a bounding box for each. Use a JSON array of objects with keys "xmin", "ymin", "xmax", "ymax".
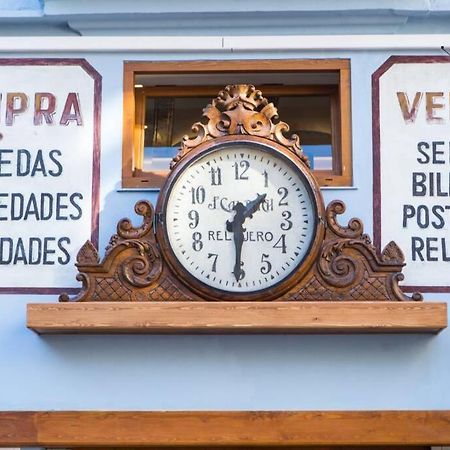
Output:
[
  {"xmin": 1, "ymin": 411, "xmax": 450, "ymax": 446},
  {"xmin": 27, "ymin": 301, "xmax": 447, "ymax": 334}
]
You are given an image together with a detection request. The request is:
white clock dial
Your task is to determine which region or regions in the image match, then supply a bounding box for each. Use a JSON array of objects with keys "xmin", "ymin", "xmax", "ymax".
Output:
[{"xmin": 164, "ymin": 143, "xmax": 317, "ymax": 293}]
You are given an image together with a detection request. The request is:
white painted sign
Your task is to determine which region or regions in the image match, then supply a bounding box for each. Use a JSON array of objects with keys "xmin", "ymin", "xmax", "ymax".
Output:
[
  {"xmin": 374, "ymin": 56, "xmax": 450, "ymax": 291},
  {"xmin": 0, "ymin": 60, "xmax": 100, "ymax": 293}
]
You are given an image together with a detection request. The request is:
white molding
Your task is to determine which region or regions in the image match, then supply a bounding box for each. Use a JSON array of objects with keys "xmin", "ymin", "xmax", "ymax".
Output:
[
  {"xmin": 224, "ymin": 34, "xmax": 450, "ymax": 51},
  {"xmin": 42, "ymin": 0, "xmax": 442, "ymax": 15},
  {"xmin": 0, "ymin": 36, "xmax": 224, "ymax": 52},
  {"xmin": 0, "ymin": 34, "xmax": 449, "ymax": 52}
]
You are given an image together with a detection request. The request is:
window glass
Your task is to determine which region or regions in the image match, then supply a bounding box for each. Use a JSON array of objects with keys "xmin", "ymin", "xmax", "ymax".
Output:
[{"xmin": 141, "ymin": 94, "xmax": 333, "ymax": 172}]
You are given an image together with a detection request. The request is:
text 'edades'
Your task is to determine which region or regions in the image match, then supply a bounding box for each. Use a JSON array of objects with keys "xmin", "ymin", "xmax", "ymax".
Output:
[{"xmin": 0, "ymin": 60, "xmax": 100, "ymax": 293}]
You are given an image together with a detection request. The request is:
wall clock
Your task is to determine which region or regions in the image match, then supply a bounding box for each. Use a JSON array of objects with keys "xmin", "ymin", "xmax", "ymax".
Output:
[{"xmin": 155, "ymin": 136, "xmax": 324, "ymax": 301}]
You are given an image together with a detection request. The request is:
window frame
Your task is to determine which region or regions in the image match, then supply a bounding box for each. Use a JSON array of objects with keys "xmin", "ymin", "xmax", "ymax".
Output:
[{"xmin": 122, "ymin": 59, "xmax": 352, "ymax": 189}]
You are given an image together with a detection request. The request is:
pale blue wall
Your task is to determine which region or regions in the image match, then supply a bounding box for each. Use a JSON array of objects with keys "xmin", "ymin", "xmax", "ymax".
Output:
[
  {"xmin": 0, "ymin": 48, "xmax": 448, "ymax": 411},
  {"xmin": 0, "ymin": 0, "xmax": 42, "ymax": 15}
]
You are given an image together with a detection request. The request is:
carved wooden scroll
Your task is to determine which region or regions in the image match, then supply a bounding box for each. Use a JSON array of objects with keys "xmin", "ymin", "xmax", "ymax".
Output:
[
  {"xmin": 173, "ymin": 84, "xmax": 308, "ymax": 167},
  {"xmin": 60, "ymin": 84, "xmax": 421, "ymax": 303},
  {"xmin": 60, "ymin": 198, "xmax": 420, "ymax": 303}
]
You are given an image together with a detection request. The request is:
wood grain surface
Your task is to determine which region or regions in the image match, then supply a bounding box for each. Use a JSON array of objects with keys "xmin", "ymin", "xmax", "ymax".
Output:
[
  {"xmin": 0, "ymin": 411, "xmax": 450, "ymax": 446},
  {"xmin": 27, "ymin": 301, "xmax": 447, "ymax": 334}
]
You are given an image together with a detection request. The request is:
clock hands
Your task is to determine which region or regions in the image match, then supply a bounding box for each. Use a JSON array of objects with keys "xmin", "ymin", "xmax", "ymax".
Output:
[
  {"xmin": 226, "ymin": 193, "xmax": 267, "ymax": 282},
  {"xmin": 242, "ymin": 193, "xmax": 268, "ymax": 220},
  {"xmin": 226, "ymin": 203, "xmax": 246, "ymax": 282}
]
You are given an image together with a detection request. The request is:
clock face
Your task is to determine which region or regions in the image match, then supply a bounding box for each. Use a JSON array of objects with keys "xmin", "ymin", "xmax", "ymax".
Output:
[{"xmin": 161, "ymin": 141, "xmax": 319, "ymax": 296}]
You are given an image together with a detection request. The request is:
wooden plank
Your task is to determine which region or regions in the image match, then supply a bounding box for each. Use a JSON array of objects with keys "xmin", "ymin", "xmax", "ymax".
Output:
[
  {"xmin": 125, "ymin": 58, "xmax": 350, "ymax": 74},
  {"xmin": 140, "ymin": 84, "xmax": 339, "ymax": 97},
  {"xmin": 27, "ymin": 301, "xmax": 447, "ymax": 334},
  {"xmin": 0, "ymin": 411, "xmax": 449, "ymax": 446},
  {"xmin": 76, "ymin": 447, "xmax": 431, "ymax": 450},
  {"xmin": 0, "ymin": 412, "xmax": 36, "ymax": 446},
  {"xmin": 121, "ymin": 62, "xmax": 136, "ymax": 185},
  {"xmin": 338, "ymin": 65, "xmax": 353, "ymax": 186}
]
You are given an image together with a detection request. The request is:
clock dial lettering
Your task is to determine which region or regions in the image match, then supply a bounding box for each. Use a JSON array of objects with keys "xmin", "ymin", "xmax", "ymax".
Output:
[
  {"xmin": 209, "ymin": 166, "xmax": 222, "ymax": 186},
  {"xmin": 273, "ymin": 234, "xmax": 287, "ymax": 254},
  {"xmin": 262, "ymin": 170, "xmax": 269, "ymax": 188},
  {"xmin": 233, "ymin": 160, "xmax": 250, "ymax": 180},
  {"xmin": 261, "ymin": 198, "xmax": 273, "ymax": 212},
  {"xmin": 188, "ymin": 209, "xmax": 199, "ymax": 229},
  {"xmin": 191, "ymin": 186, "xmax": 206, "ymax": 204},
  {"xmin": 207, "ymin": 252, "xmax": 218, "ymax": 272},
  {"xmin": 277, "ymin": 187, "xmax": 289, "ymax": 206},
  {"xmin": 260, "ymin": 253, "xmax": 272, "ymax": 275},
  {"xmin": 192, "ymin": 232, "xmax": 203, "ymax": 251},
  {"xmin": 280, "ymin": 210, "xmax": 293, "ymax": 230}
]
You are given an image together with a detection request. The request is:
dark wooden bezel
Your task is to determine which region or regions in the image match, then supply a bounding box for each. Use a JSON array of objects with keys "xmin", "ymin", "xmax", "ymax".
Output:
[{"xmin": 155, "ymin": 134, "xmax": 325, "ymax": 302}]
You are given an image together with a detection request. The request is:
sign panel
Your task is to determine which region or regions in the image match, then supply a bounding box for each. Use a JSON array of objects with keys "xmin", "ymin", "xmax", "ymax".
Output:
[
  {"xmin": 373, "ymin": 56, "xmax": 450, "ymax": 291},
  {"xmin": 0, "ymin": 59, "xmax": 101, "ymax": 293}
]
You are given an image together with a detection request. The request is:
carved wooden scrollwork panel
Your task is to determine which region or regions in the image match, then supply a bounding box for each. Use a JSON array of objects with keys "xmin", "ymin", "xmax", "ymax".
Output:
[{"xmin": 61, "ymin": 198, "xmax": 420, "ymax": 303}]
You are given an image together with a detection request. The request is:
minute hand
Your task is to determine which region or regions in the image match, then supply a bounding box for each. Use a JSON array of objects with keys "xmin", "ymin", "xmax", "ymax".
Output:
[{"xmin": 226, "ymin": 193, "xmax": 267, "ymax": 282}]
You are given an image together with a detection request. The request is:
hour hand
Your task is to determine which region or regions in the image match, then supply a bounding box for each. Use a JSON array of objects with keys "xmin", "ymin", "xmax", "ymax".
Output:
[{"xmin": 243, "ymin": 193, "xmax": 267, "ymax": 219}]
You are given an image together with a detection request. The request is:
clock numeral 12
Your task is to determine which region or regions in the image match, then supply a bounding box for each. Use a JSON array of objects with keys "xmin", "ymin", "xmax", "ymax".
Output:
[{"xmin": 233, "ymin": 160, "xmax": 250, "ymax": 180}]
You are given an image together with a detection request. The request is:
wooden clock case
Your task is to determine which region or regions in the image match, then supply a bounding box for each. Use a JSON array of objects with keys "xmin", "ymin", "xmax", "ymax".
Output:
[
  {"xmin": 155, "ymin": 135, "xmax": 326, "ymax": 302},
  {"xmin": 27, "ymin": 84, "xmax": 447, "ymax": 334}
]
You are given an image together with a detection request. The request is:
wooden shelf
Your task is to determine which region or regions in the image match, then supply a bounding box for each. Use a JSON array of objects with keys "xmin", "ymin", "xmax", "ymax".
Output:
[
  {"xmin": 27, "ymin": 301, "xmax": 447, "ymax": 334},
  {"xmin": 3, "ymin": 410, "xmax": 450, "ymax": 446}
]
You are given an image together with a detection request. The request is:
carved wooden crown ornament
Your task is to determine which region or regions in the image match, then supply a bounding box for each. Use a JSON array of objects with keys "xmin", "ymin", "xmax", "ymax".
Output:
[{"xmin": 61, "ymin": 84, "xmax": 421, "ymax": 304}]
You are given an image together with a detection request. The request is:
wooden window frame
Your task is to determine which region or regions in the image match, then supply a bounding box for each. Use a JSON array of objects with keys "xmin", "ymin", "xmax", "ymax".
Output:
[{"xmin": 122, "ymin": 59, "xmax": 352, "ymax": 189}]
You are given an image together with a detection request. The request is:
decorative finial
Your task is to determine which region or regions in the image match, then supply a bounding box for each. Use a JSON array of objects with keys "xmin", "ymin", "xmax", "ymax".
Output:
[{"xmin": 171, "ymin": 84, "xmax": 308, "ymax": 168}]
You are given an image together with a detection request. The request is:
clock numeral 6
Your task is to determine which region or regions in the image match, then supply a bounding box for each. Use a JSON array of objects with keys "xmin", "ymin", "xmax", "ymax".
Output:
[
  {"xmin": 260, "ymin": 253, "xmax": 272, "ymax": 274},
  {"xmin": 191, "ymin": 186, "xmax": 206, "ymax": 205},
  {"xmin": 188, "ymin": 210, "xmax": 199, "ymax": 229},
  {"xmin": 192, "ymin": 232, "xmax": 203, "ymax": 251},
  {"xmin": 280, "ymin": 210, "xmax": 293, "ymax": 230}
]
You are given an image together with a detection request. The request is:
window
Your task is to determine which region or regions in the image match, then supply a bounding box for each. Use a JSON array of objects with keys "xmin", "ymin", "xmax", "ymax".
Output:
[{"xmin": 122, "ymin": 59, "xmax": 351, "ymax": 188}]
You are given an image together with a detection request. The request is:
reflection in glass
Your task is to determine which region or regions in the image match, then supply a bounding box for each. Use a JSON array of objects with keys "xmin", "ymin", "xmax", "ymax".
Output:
[{"xmin": 142, "ymin": 95, "xmax": 333, "ymax": 172}]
